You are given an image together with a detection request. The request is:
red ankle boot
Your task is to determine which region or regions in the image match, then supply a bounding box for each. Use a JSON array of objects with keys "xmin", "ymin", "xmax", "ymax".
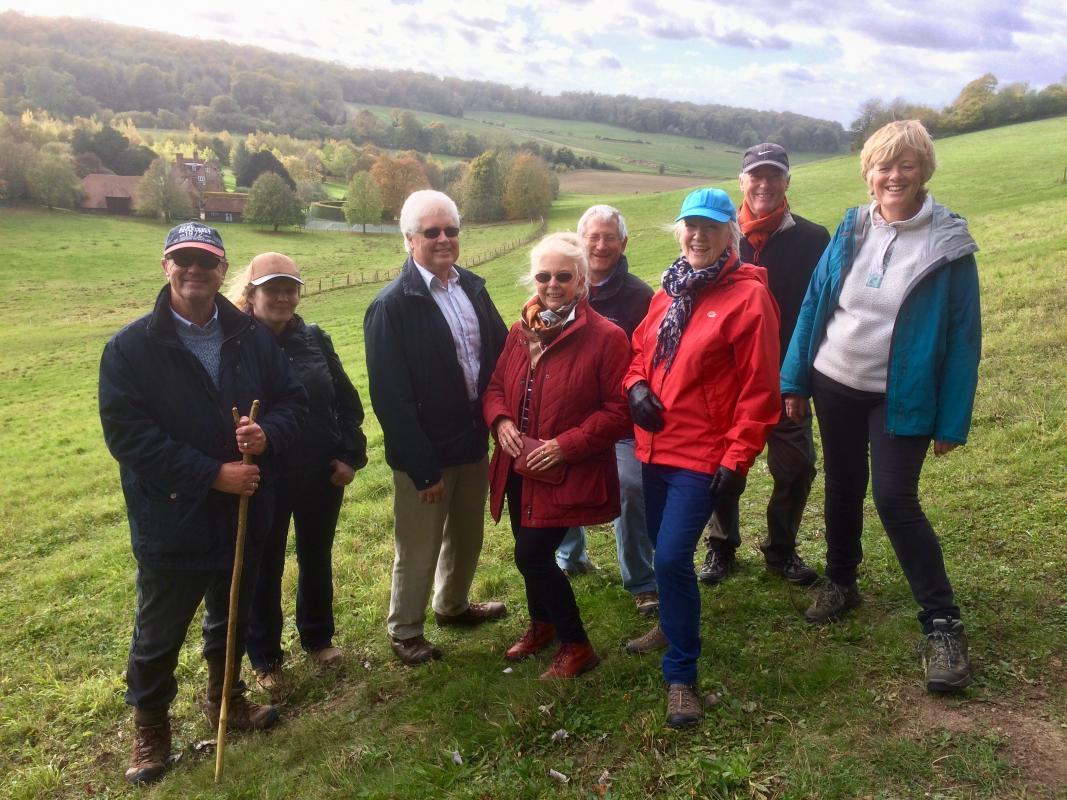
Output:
[
  {"xmin": 540, "ymin": 641, "xmax": 600, "ymax": 679},
  {"xmin": 505, "ymin": 621, "xmax": 556, "ymax": 661}
]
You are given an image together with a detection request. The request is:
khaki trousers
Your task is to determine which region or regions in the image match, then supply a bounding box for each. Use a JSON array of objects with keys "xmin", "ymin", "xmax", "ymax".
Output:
[{"xmin": 387, "ymin": 456, "xmax": 489, "ymax": 640}]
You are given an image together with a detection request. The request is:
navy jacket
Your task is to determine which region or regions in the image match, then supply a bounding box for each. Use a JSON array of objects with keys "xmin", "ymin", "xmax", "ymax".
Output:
[
  {"xmin": 364, "ymin": 258, "xmax": 507, "ymax": 490},
  {"xmin": 588, "ymin": 255, "xmax": 653, "ymax": 341},
  {"xmin": 99, "ymin": 286, "xmax": 307, "ymax": 570}
]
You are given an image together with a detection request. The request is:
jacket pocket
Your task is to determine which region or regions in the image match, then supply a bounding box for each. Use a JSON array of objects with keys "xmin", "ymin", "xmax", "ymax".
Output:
[{"xmin": 549, "ymin": 464, "xmax": 608, "ymax": 509}]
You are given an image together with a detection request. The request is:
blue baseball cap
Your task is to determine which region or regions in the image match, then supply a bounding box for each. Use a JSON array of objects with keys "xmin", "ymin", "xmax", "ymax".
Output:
[
  {"xmin": 163, "ymin": 222, "xmax": 225, "ymax": 258},
  {"xmin": 675, "ymin": 188, "xmax": 737, "ymax": 223}
]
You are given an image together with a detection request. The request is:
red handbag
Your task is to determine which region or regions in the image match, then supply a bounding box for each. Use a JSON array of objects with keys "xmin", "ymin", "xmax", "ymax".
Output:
[{"xmin": 514, "ymin": 435, "xmax": 566, "ymax": 485}]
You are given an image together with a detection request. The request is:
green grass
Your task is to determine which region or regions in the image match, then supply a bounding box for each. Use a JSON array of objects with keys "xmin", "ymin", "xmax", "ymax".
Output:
[
  {"xmin": 352, "ymin": 104, "xmax": 831, "ymax": 179},
  {"xmin": 0, "ymin": 116, "xmax": 1065, "ymax": 798}
]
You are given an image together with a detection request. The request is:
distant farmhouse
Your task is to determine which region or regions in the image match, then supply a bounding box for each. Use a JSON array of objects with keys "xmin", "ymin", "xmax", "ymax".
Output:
[{"xmin": 79, "ymin": 151, "xmax": 247, "ymax": 221}]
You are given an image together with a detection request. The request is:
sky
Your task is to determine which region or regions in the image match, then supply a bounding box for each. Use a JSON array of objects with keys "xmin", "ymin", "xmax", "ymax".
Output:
[{"xmin": 3, "ymin": 0, "xmax": 1065, "ymax": 125}]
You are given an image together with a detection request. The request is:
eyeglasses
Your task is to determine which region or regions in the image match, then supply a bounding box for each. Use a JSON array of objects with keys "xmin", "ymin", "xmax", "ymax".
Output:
[
  {"xmin": 420, "ymin": 226, "xmax": 460, "ymax": 239},
  {"xmin": 583, "ymin": 234, "xmax": 620, "ymax": 244},
  {"xmin": 534, "ymin": 271, "xmax": 575, "ymax": 284},
  {"xmin": 169, "ymin": 251, "xmax": 223, "ymax": 270}
]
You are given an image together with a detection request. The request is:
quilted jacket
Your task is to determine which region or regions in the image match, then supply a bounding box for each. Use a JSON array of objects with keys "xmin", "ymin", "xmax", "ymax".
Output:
[{"xmin": 483, "ymin": 299, "xmax": 632, "ymax": 527}]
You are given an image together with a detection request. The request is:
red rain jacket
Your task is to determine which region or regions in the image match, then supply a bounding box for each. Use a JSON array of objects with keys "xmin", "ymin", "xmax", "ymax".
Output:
[
  {"xmin": 624, "ymin": 258, "xmax": 781, "ymax": 475},
  {"xmin": 483, "ymin": 299, "xmax": 632, "ymax": 527}
]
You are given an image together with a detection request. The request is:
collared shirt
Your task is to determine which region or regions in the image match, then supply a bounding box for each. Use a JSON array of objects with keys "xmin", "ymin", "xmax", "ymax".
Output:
[
  {"xmin": 413, "ymin": 260, "xmax": 482, "ymax": 400},
  {"xmin": 171, "ymin": 303, "xmax": 223, "ymax": 387}
]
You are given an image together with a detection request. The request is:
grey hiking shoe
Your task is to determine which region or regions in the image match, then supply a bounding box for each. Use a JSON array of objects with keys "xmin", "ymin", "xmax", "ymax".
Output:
[
  {"xmin": 923, "ymin": 618, "xmax": 973, "ymax": 693},
  {"xmin": 766, "ymin": 553, "xmax": 819, "ymax": 586},
  {"xmin": 804, "ymin": 580, "xmax": 862, "ymax": 623},
  {"xmin": 697, "ymin": 549, "xmax": 735, "ymax": 584}
]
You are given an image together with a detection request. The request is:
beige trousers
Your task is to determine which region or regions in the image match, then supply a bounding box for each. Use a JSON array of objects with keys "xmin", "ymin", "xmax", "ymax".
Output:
[{"xmin": 387, "ymin": 456, "xmax": 489, "ymax": 640}]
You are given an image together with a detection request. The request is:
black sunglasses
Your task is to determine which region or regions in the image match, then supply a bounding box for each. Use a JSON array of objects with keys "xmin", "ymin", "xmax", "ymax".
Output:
[
  {"xmin": 420, "ymin": 226, "xmax": 460, "ymax": 239},
  {"xmin": 534, "ymin": 271, "xmax": 575, "ymax": 284},
  {"xmin": 169, "ymin": 251, "xmax": 223, "ymax": 270}
]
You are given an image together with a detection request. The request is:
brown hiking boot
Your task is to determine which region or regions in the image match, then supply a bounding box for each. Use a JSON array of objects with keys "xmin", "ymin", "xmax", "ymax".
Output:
[
  {"xmin": 625, "ymin": 623, "xmax": 667, "ymax": 654},
  {"xmin": 203, "ymin": 693, "xmax": 280, "ymax": 732},
  {"xmin": 307, "ymin": 646, "xmax": 344, "ymax": 668},
  {"xmin": 634, "ymin": 591, "xmax": 659, "ymax": 616},
  {"xmin": 434, "ymin": 601, "xmax": 507, "ymax": 627},
  {"xmin": 390, "ymin": 634, "xmax": 443, "ymax": 666},
  {"xmin": 804, "ymin": 580, "xmax": 862, "ymax": 624},
  {"xmin": 666, "ymin": 683, "xmax": 702, "ymax": 728},
  {"xmin": 540, "ymin": 641, "xmax": 600, "ymax": 679},
  {"xmin": 254, "ymin": 666, "xmax": 283, "ymax": 693},
  {"xmin": 505, "ymin": 621, "xmax": 556, "ymax": 661},
  {"xmin": 124, "ymin": 709, "xmax": 171, "ymax": 784}
]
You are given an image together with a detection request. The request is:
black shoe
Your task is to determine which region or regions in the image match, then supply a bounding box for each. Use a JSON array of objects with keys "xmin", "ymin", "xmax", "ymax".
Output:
[
  {"xmin": 766, "ymin": 553, "xmax": 819, "ymax": 586},
  {"xmin": 923, "ymin": 618, "xmax": 973, "ymax": 693},
  {"xmin": 697, "ymin": 550, "xmax": 734, "ymax": 584},
  {"xmin": 804, "ymin": 580, "xmax": 862, "ymax": 623}
]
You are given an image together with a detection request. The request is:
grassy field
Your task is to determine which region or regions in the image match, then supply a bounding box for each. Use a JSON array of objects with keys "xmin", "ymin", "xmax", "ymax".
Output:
[
  {"xmin": 352, "ymin": 104, "xmax": 831, "ymax": 179},
  {"xmin": 1, "ymin": 117, "xmax": 1065, "ymax": 799}
]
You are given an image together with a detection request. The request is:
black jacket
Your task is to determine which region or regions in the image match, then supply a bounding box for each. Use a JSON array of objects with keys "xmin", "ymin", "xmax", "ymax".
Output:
[
  {"xmin": 99, "ymin": 286, "xmax": 307, "ymax": 570},
  {"xmin": 740, "ymin": 211, "xmax": 830, "ymax": 363},
  {"xmin": 588, "ymin": 255, "xmax": 653, "ymax": 340},
  {"xmin": 274, "ymin": 315, "xmax": 367, "ymax": 487},
  {"xmin": 364, "ymin": 258, "xmax": 507, "ymax": 490}
]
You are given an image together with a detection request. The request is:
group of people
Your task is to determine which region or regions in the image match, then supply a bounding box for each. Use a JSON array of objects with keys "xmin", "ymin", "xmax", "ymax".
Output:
[{"xmin": 99, "ymin": 118, "xmax": 981, "ymax": 784}]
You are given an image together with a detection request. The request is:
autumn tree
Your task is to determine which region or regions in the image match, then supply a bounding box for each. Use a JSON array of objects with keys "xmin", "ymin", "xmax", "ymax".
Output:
[
  {"xmin": 137, "ymin": 157, "xmax": 193, "ymax": 222},
  {"xmin": 26, "ymin": 145, "xmax": 82, "ymax": 209},
  {"xmin": 244, "ymin": 171, "xmax": 303, "ymax": 231},
  {"xmin": 370, "ymin": 153, "xmax": 428, "ymax": 219},
  {"xmin": 502, "ymin": 152, "xmax": 553, "ymax": 220},
  {"xmin": 461, "ymin": 150, "xmax": 504, "ymax": 222},
  {"xmin": 343, "ymin": 171, "xmax": 385, "ymax": 233}
]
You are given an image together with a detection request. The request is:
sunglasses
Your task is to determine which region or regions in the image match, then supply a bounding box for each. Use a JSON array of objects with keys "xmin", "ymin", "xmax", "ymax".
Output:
[
  {"xmin": 420, "ymin": 226, "xmax": 460, "ymax": 239},
  {"xmin": 534, "ymin": 271, "xmax": 575, "ymax": 284},
  {"xmin": 169, "ymin": 251, "xmax": 223, "ymax": 270}
]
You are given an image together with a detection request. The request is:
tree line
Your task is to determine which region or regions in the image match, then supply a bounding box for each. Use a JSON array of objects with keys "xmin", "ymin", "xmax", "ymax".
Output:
[{"xmin": 0, "ymin": 11, "xmax": 846, "ymax": 154}]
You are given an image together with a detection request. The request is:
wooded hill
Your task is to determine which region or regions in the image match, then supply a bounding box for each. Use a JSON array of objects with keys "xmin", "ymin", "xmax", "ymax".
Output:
[{"xmin": 0, "ymin": 11, "xmax": 846, "ymax": 153}]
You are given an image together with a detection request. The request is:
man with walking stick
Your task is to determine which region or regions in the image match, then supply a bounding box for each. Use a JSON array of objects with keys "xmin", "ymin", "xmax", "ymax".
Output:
[{"xmin": 99, "ymin": 222, "xmax": 307, "ymax": 784}]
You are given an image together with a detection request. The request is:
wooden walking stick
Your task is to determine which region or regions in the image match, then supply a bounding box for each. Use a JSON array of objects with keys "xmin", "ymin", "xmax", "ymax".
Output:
[{"xmin": 215, "ymin": 399, "xmax": 260, "ymax": 783}]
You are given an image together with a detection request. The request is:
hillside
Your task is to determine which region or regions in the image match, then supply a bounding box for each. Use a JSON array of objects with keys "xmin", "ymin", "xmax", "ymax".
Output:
[{"xmin": 0, "ymin": 117, "xmax": 1065, "ymax": 798}]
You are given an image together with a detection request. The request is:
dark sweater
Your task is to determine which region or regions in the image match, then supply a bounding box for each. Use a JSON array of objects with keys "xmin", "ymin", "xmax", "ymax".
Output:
[{"xmin": 588, "ymin": 255, "xmax": 653, "ymax": 341}]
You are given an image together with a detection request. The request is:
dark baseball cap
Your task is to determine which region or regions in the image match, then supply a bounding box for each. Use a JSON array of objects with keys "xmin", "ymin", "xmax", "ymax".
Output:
[
  {"xmin": 741, "ymin": 143, "xmax": 790, "ymax": 175},
  {"xmin": 163, "ymin": 222, "xmax": 225, "ymax": 258}
]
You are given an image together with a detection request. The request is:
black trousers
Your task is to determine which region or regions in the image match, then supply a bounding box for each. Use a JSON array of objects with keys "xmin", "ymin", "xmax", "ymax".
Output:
[
  {"xmin": 125, "ymin": 561, "xmax": 257, "ymax": 710},
  {"xmin": 247, "ymin": 476, "xmax": 344, "ymax": 670},
  {"xmin": 812, "ymin": 370, "xmax": 959, "ymax": 632},
  {"xmin": 505, "ymin": 471, "xmax": 587, "ymax": 644},
  {"xmin": 706, "ymin": 407, "xmax": 817, "ymax": 564}
]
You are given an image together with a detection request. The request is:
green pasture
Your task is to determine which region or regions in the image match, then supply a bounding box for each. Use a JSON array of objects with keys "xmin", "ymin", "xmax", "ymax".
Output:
[
  {"xmin": 0, "ymin": 117, "xmax": 1065, "ymax": 799},
  {"xmin": 352, "ymin": 104, "xmax": 829, "ymax": 179}
]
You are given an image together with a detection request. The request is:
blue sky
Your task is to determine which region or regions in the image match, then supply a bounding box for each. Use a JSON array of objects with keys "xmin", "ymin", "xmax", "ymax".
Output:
[{"xmin": 3, "ymin": 0, "xmax": 1065, "ymax": 124}]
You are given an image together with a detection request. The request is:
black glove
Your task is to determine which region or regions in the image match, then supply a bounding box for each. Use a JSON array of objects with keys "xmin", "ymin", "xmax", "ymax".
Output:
[
  {"xmin": 708, "ymin": 465, "xmax": 745, "ymax": 497},
  {"xmin": 627, "ymin": 381, "xmax": 665, "ymax": 432}
]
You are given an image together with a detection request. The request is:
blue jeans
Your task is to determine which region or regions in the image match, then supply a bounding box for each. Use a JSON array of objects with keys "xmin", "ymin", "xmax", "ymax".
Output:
[
  {"xmin": 643, "ymin": 462, "xmax": 715, "ymax": 686},
  {"xmin": 556, "ymin": 440, "xmax": 656, "ymax": 595}
]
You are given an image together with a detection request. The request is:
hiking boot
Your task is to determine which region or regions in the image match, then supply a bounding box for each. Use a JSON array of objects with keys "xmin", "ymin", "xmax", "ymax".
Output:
[
  {"xmin": 697, "ymin": 549, "xmax": 735, "ymax": 584},
  {"xmin": 254, "ymin": 666, "xmax": 283, "ymax": 693},
  {"xmin": 540, "ymin": 641, "xmax": 600, "ymax": 679},
  {"xmin": 307, "ymin": 646, "xmax": 344, "ymax": 668},
  {"xmin": 505, "ymin": 621, "xmax": 556, "ymax": 661},
  {"xmin": 124, "ymin": 709, "xmax": 170, "ymax": 784},
  {"xmin": 203, "ymin": 693, "xmax": 280, "ymax": 731},
  {"xmin": 625, "ymin": 624, "xmax": 668, "ymax": 655},
  {"xmin": 804, "ymin": 579, "xmax": 862, "ymax": 623},
  {"xmin": 634, "ymin": 591, "xmax": 659, "ymax": 616},
  {"xmin": 390, "ymin": 634, "xmax": 443, "ymax": 666},
  {"xmin": 923, "ymin": 618, "xmax": 973, "ymax": 693},
  {"xmin": 434, "ymin": 601, "xmax": 507, "ymax": 627},
  {"xmin": 766, "ymin": 553, "xmax": 819, "ymax": 586},
  {"xmin": 666, "ymin": 683, "xmax": 702, "ymax": 728}
]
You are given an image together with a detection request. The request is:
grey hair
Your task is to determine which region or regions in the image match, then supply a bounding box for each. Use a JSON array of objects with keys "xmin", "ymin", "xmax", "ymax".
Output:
[
  {"xmin": 399, "ymin": 190, "xmax": 461, "ymax": 253},
  {"xmin": 522, "ymin": 232, "xmax": 590, "ymax": 300},
  {"xmin": 576, "ymin": 204, "xmax": 628, "ymax": 240},
  {"xmin": 671, "ymin": 219, "xmax": 742, "ymax": 256}
]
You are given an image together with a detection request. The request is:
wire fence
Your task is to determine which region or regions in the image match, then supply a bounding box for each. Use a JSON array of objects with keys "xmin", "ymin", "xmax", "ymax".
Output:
[{"xmin": 301, "ymin": 217, "xmax": 547, "ymax": 298}]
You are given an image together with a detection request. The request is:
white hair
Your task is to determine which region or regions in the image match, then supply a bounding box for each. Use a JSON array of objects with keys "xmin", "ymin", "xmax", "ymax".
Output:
[
  {"xmin": 523, "ymin": 232, "xmax": 590, "ymax": 300},
  {"xmin": 576, "ymin": 204, "xmax": 628, "ymax": 240},
  {"xmin": 671, "ymin": 219, "xmax": 742, "ymax": 257},
  {"xmin": 399, "ymin": 190, "xmax": 461, "ymax": 252}
]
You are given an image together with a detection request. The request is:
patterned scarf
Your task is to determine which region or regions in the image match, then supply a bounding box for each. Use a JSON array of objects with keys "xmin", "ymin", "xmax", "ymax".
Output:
[
  {"xmin": 739, "ymin": 199, "xmax": 788, "ymax": 261},
  {"xmin": 521, "ymin": 294, "xmax": 577, "ymax": 349},
  {"xmin": 652, "ymin": 249, "xmax": 734, "ymax": 372}
]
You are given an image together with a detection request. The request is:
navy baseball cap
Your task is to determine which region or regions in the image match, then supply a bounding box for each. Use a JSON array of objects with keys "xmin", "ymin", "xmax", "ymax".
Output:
[
  {"xmin": 163, "ymin": 222, "xmax": 225, "ymax": 258},
  {"xmin": 675, "ymin": 188, "xmax": 737, "ymax": 223}
]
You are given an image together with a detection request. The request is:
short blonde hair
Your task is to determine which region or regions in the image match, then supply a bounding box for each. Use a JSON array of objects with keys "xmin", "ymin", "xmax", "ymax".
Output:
[
  {"xmin": 525, "ymin": 232, "xmax": 589, "ymax": 299},
  {"xmin": 860, "ymin": 120, "xmax": 937, "ymax": 189},
  {"xmin": 224, "ymin": 263, "xmax": 256, "ymax": 311}
]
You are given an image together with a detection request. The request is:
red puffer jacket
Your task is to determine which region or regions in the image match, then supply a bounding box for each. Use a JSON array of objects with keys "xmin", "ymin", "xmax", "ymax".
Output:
[
  {"xmin": 483, "ymin": 299, "xmax": 632, "ymax": 527},
  {"xmin": 624, "ymin": 258, "xmax": 781, "ymax": 475}
]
